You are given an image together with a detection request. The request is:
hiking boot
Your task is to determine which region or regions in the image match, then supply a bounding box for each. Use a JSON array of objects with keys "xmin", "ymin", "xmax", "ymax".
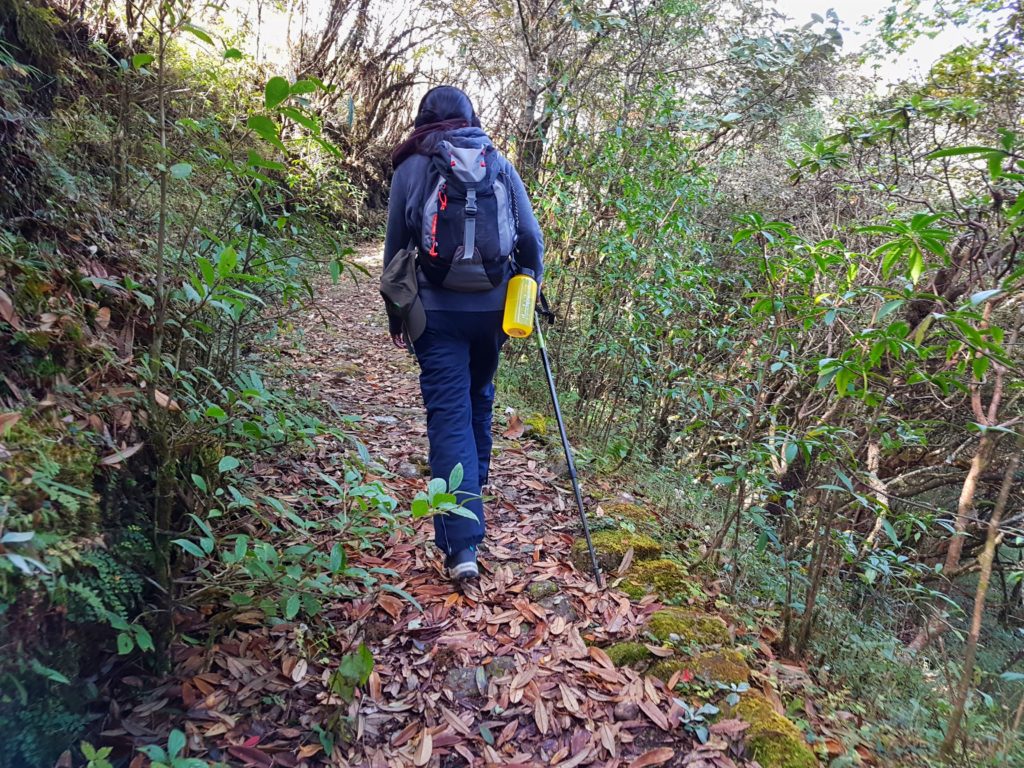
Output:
[{"xmin": 446, "ymin": 546, "xmax": 479, "ymax": 582}]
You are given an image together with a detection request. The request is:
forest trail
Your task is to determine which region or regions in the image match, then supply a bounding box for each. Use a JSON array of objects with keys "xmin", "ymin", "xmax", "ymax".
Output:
[{"xmin": 124, "ymin": 244, "xmax": 748, "ymax": 767}]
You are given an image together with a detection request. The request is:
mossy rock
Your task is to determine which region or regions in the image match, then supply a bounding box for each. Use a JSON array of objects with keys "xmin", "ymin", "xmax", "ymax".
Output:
[
  {"xmin": 604, "ymin": 641, "xmax": 654, "ymax": 668},
  {"xmin": 571, "ymin": 529, "xmax": 662, "ymax": 573},
  {"xmin": 522, "ymin": 413, "xmax": 548, "ymax": 438},
  {"xmin": 645, "ymin": 607, "xmax": 730, "ymax": 646},
  {"xmin": 603, "ymin": 501, "xmax": 657, "ymax": 528},
  {"xmin": 649, "ymin": 649, "xmax": 750, "ymax": 684},
  {"xmin": 527, "ymin": 580, "xmax": 559, "ymax": 600},
  {"xmin": 732, "ymin": 694, "xmax": 818, "ymax": 768},
  {"xmin": 620, "ymin": 558, "xmax": 691, "ymax": 600}
]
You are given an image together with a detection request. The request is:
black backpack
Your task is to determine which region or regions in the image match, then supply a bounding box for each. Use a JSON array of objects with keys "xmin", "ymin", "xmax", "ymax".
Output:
[{"xmin": 417, "ymin": 134, "xmax": 518, "ymax": 291}]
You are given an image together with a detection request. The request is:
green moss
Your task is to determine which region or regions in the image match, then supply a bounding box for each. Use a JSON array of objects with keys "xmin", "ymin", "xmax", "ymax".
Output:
[
  {"xmin": 645, "ymin": 607, "xmax": 730, "ymax": 646},
  {"xmin": 604, "ymin": 641, "xmax": 654, "ymax": 668},
  {"xmin": 527, "ymin": 580, "xmax": 559, "ymax": 600},
  {"xmin": 522, "ymin": 413, "xmax": 548, "ymax": 437},
  {"xmin": 571, "ymin": 529, "xmax": 662, "ymax": 573},
  {"xmin": 603, "ymin": 501, "xmax": 657, "ymax": 527},
  {"xmin": 695, "ymin": 649, "xmax": 750, "ymax": 683},
  {"xmin": 621, "ymin": 558, "xmax": 691, "ymax": 600},
  {"xmin": 733, "ymin": 695, "xmax": 818, "ymax": 768},
  {"xmin": 648, "ymin": 649, "xmax": 750, "ymax": 684}
]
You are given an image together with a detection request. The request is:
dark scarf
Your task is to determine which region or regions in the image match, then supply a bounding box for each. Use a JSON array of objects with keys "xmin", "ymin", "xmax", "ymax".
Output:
[{"xmin": 391, "ymin": 118, "xmax": 470, "ymax": 169}]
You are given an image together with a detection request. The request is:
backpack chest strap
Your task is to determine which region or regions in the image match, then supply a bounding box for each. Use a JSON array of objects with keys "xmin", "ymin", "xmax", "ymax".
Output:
[{"xmin": 461, "ymin": 187, "xmax": 477, "ymax": 261}]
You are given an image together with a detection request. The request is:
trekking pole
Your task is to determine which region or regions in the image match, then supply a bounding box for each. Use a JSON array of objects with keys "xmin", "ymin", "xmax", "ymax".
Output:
[{"xmin": 535, "ymin": 293, "xmax": 604, "ymax": 588}]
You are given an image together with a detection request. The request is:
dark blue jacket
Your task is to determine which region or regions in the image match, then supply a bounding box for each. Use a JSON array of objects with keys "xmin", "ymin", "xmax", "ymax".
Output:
[{"xmin": 383, "ymin": 128, "xmax": 544, "ymax": 332}]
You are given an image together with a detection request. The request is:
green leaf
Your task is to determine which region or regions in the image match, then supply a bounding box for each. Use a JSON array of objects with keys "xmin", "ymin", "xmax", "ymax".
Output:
[
  {"xmin": 973, "ymin": 355, "xmax": 990, "ymax": 380},
  {"xmin": 191, "ymin": 473, "xmax": 208, "ymax": 493},
  {"xmin": 427, "ymin": 477, "xmax": 446, "ymax": 501},
  {"xmin": 131, "ymin": 53, "xmax": 155, "ymax": 69},
  {"xmin": 448, "ymin": 463, "xmax": 464, "ymax": 493},
  {"xmin": 284, "ymin": 593, "xmax": 301, "ymax": 620},
  {"xmin": 117, "ymin": 633, "xmax": 133, "ymax": 654},
  {"xmin": 927, "ymin": 146, "xmax": 1002, "ymax": 159},
  {"xmin": 246, "ymin": 114, "xmax": 285, "ymax": 150},
  {"xmin": 205, "ymin": 405, "xmax": 226, "ymax": 420},
  {"xmin": 338, "ymin": 643, "xmax": 374, "ymax": 685},
  {"xmin": 784, "ymin": 442, "xmax": 798, "ymax": 463},
  {"xmin": 289, "ymin": 78, "xmax": 318, "ymax": 95},
  {"xmin": 969, "ymin": 288, "xmax": 1003, "ymax": 306},
  {"xmin": 182, "ymin": 23, "xmax": 214, "ymax": 45},
  {"xmin": 265, "ymin": 76, "xmax": 290, "ymax": 109},
  {"xmin": 134, "ymin": 626, "xmax": 155, "ymax": 652},
  {"xmin": 197, "ymin": 256, "xmax": 216, "ymax": 286},
  {"xmin": 169, "ymin": 162, "xmax": 192, "ymax": 180},
  {"xmin": 479, "ymin": 724, "xmax": 495, "ymax": 745},
  {"xmin": 223, "ymin": 47, "xmax": 243, "ymax": 60},
  {"xmin": 329, "ymin": 543, "xmax": 346, "ymax": 573},
  {"xmin": 173, "ymin": 538, "xmax": 206, "ymax": 558},
  {"xmin": 29, "ymin": 658, "xmax": 71, "ymax": 684},
  {"xmin": 712, "ymin": 475, "xmax": 734, "ymax": 486},
  {"xmin": 411, "ymin": 497, "xmax": 430, "ymax": 518},
  {"xmin": 167, "ymin": 729, "xmax": 186, "ymax": 759},
  {"xmin": 218, "ymin": 245, "xmax": 238, "ymax": 277},
  {"xmin": 218, "ymin": 455, "xmax": 241, "ymax": 473},
  {"xmin": 1000, "ymin": 672, "xmax": 1024, "ymax": 682},
  {"xmin": 279, "ymin": 106, "xmax": 319, "ymax": 133}
]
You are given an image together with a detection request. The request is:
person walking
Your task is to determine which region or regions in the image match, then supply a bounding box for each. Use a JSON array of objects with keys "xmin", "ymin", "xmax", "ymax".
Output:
[{"xmin": 381, "ymin": 86, "xmax": 544, "ymax": 582}]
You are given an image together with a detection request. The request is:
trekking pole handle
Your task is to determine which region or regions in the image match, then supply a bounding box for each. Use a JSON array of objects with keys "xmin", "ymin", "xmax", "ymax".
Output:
[{"xmin": 537, "ymin": 289, "xmax": 556, "ymax": 325}]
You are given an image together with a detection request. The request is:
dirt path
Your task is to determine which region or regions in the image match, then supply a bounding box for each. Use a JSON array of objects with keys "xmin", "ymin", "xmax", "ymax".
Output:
[
  {"xmin": 123, "ymin": 245, "xmax": 716, "ymax": 768},
  {"xmin": 302, "ymin": 245, "xmax": 675, "ymax": 766}
]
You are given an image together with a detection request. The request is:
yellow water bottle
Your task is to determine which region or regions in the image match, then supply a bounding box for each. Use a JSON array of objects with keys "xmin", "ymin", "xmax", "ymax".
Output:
[{"xmin": 503, "ymin": 268, "xmax": 538, "ymax": 338}]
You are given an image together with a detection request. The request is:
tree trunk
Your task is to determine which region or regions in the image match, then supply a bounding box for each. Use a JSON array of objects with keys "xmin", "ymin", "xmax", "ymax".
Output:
[{"xmin": 940, "ymin": 447, "xmax": 1020, "ymax": 758}]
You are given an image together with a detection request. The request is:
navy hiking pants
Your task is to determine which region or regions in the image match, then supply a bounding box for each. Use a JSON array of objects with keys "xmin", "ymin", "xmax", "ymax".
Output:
[{"xmin": 413, "ymin": 310, "xmax": 507, "ymax": 555}]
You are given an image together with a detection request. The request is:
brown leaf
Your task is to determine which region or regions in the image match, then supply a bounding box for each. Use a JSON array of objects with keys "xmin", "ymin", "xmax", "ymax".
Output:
[
  {"xmin": 154, "ymin": 389, "xmax": 181, "ymax": 412},
  {"xmin": 0, "ymin": 289, "xmax": 22, "ymax": 330},
  {"xmin": 628, "ymin": 748, "xmax": 675, "ymax": 768},
  {"xmin": 413, "ymin": 728, "xmax": 432, "ymax": 767},
  {"xmin": 226, "ymin": 746, "xmax": 273, "ymax": 767},
  {"xmin": 645, "ymin": 644, "xmax": 675, "ymax": 658},
  {"xmin": 588, "ymin": 646, "xmax": 615, "ymax": 669},
  {"xmin": 290, "ymin": 658, "xmax": 308, "ymax": 683},
  {"xmin": 503, "ymin": 412, "xmax": 525, "ymax": 438},
  {"xmin": 559, "ymin": 682, "xmax": 580, "ymax": 713},
  {"xmin": 0, "ymin": 412, "xmax": 21, "ymax": 435},
  {"xmin": 99, "ymin": 442, "xmax": 144, "ymax": 466},
  {"xmin": 638, "ymin": 699, "xmax": 669, "ymax": 730},
  {"xmin": 824, "ymin": 737, "xmax": 845, "ymax": 756},
  {"xmin": 96, "ymin": 306, "xmax": 111, "ymax": 329},
  {"xmin": 709, "ymin": 719, "xmax": 749, "ymax": 737},
  {"xmin": 391, "ymin": 721, "xmax": 419, "ymax": 747},
  {"xmin": 534, "ymin": 700, "xmax": 550, "ymax": 734},
  {"xmin": 617, "ymin": 546, "xmax": 635, "ymax": 575}
]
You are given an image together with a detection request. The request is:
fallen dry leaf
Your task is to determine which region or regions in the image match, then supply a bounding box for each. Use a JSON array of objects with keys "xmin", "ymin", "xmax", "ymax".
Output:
[
  {"xmin": 0, "ymin": 289, "xmax": 22, "ymax": 330},
  {"xmin": 628, "ymin": 748, "xmax": 675, "ymax": 768},
  {"xmin": 0, "ymin": 412, "xmax": 21, "ymax": 434},
  {"xmin": 413, "ymin": 728, "xmax": 432, "ymax": 767},
  {"xmin": 99, "ymin": 442, "xmax": 144, "ymax": 466},
  {"xmin": 502, "ymin": 412, "xmax": 525, "ymax": 438}
]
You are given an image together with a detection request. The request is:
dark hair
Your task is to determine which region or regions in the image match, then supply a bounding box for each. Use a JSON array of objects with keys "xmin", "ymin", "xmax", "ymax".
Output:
[{"xmin": 414, "ymin": 85, "xmax": 481, "ymax": 128}]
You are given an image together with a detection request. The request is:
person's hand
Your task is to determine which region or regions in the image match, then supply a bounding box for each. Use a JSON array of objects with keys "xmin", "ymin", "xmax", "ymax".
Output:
[{"xmin": 390, "ymin": 333, "xmax": 407, "ymax": 349}]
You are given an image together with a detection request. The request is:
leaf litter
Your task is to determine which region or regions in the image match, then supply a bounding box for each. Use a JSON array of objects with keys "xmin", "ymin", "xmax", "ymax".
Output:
[{"xmin": 117, "ymin": 245, "xmax": 761, "ymax": 767}]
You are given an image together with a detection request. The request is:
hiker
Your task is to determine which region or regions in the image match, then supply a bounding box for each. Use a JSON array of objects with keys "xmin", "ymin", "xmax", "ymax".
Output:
[{"xmin": 382, "ymin": 85, "xmax": 544, "ymax": 581}]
